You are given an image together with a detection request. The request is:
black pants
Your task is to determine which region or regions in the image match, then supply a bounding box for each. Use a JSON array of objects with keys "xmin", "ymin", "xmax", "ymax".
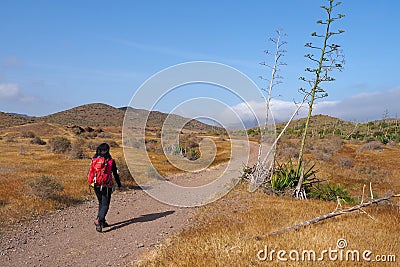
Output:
[{"xmin": 94, "ymin": 186, "xmax": 112, "ymax": 223}]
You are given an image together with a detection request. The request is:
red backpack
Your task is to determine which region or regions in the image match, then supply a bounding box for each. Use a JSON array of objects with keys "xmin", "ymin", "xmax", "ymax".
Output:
[{"xmin": 88, "ymin": 157, "xmax": 114, "ymax": 188}]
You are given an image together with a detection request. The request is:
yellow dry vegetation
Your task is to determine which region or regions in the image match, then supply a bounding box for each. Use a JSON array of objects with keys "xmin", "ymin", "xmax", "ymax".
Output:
[
  {"xmin": 0, "ymin": 124, "xmax": 232, "ymax": 227},
  {"xmin": 140, "ymin": 141, "xmax": 400, "ymax": 266},
  {"xmin": 1, "ymin": 142, "xmax": 85, "ymax": 225},
  {"xmin": 148, "ymin": 137, "xmax": 231, "ymax": 177},
  {"xmin": 2, "ymin": 121, "xmax": 400, "ymax": 266}
]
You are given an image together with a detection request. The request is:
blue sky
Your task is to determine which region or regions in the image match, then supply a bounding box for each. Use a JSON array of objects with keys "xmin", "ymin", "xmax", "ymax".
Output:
[{"xmin": 1, "ymin": 0, "xmax": 399, "ymax": 122}]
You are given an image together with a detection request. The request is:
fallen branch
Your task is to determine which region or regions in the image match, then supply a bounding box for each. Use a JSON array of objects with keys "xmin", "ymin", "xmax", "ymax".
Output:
[{"xmin": 260, "ymin": 193, "xmax": 400, "ymax": 237}]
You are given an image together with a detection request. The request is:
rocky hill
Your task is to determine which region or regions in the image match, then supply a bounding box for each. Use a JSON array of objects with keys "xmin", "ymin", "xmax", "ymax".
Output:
[
  {"xmin": 1, "ymin": 103, "xmax": 218, "ymax": 132},
  {"xmin": 0, "ymin": 112, "xmax": 34, "ymax": 128},
  {"xmin": 37, "ymin": 103, "xmax": 124, "ymax": 127}
]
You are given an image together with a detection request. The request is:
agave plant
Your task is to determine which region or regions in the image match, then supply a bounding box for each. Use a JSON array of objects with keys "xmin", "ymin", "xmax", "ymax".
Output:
[{"xmin": 270, "ymin": 158, "xmax": 318, "ymax": 192}]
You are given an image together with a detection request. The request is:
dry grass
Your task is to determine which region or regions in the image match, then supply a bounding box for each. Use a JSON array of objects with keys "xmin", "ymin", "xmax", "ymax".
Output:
[
  {"xmin": 140, "ymin": 182, "xmax": 400, "ymax": 266},
  {"xmin": 0, "ymin": 125, "xmax": 232, "ymax": 227},
  {"xmin": 320, "ymin": 143, "xmax": 400, "ymax": 197},
  {"xmin": 0, "ymin": 136, "xmax": 91, "ymax": 226},
  {"xmin": 0, "ymin": 122, "xmax": 127, "ymax": 226},
  {"xmin": 2, "ymin": 118, "xmax": 400, "ymax": 266},
  {"xmin": 139, "ymin": 139, "xmax": 400, "ymax": 266},
  {"xmin": 145, "ymin": 135, "xmax": 231, "ymax": 177}
]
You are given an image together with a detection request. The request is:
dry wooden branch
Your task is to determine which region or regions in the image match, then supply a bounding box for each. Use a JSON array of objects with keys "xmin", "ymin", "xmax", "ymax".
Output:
[
  {"xmin": 260, "ymin": 193, "xmax": 400, "ymax": 237},
  {"xmin": 369, "ymin": 182, "xmax": 374, "ymax": 200}
]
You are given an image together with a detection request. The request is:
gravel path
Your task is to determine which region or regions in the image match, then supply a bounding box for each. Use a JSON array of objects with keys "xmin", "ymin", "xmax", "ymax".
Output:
[{"xmin": 1, "ymin": 189, "xmax": 194, "ymax": 266}]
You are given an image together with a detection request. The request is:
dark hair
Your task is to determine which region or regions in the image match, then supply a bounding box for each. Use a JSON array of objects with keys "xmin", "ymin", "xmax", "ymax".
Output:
[{"xmin": 96, "ymin": 143, "xmax": 111, "ymax": 158}]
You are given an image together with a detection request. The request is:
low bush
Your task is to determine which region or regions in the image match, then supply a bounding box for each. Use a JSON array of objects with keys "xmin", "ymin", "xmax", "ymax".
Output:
[
  {"xmin": 87, "ymin": 141, "xmax": 98, "ymax": 150},
  {"xmin": 279, "ymin": 147, "xmax": 299, "ymax": 159},
  {"xmin": 108, "ymin": 140, "xmax": 119, "ymax": 148},
  {"xmin": 82, "ymin": 132, "xmax": 97, "ymax": 139},
  {"xmin": 187, "ymin": 147, "xmax": 200, "ymax": 161},
  {"xmin": 337, "ymin": 156, "xmax": 354, "ymax": 168},
  {"xmin": 115, "ymin": 157, "xmax": 135, "ymax": 184},
  {"xmin": 357, "ymin": 141, "xmax": 382, "ymax": 152},
  {"xmin": 30, "ymin": 136, "xmax": 46, "ymax": 145},
  {"xmin": 307, "ymin": 136, "xmax": 344, "ymax": 161},
  {"xmin": 48, "ymin": 136, "xmax": 71, "ymax": 153},
  {"xmin": 21, "ymin": 131, "xmax": 35, "ymax": 138},
  {"xmin": 5, "ymin": 135, "xmax": 16, "ymax": 143},
  {"xmin": 28, "ymin": 175, "xmax": 64, "ymax": 199},
  {"xmin": 97, "ymin": 132, "xmax": 112, "ymax": 138},
  {"xmin": 70, "ymin": 138, "xmax": 86, "ymax": 159}
]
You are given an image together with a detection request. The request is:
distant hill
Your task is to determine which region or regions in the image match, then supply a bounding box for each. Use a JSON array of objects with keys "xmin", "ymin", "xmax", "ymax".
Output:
[
  {"xmin": 36, "ymin": 103, "xmax": 124, "ymax": 127},
  {"xmin": 7, "ymin": 112, "xmax": 34, "ymax": 118},
  {"xmin": 276, "ymin": 114, "xmax": 353, "ymax": 131},
  {"xmin": 0, "ymin": 111, "xmax": 34, "ymax": 128},
  {"xmin": 1, "ymin": 103, "xmax": 217, "ymax": 132},
  {"xmin": 273, "ymin": 114, "xmax": 354, "ymax": 137},
  {"xmin": 145, "ymin": 110, "xmax": 215, "ymax": 131},
  {"xmin": 272, "ymin": 114, "xmax": 400, "ymax": 143}
]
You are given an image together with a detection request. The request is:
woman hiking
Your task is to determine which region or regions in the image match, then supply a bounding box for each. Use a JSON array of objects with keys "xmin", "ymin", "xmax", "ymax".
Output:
[{"xmin": 88, "ymin": 143, "xmax": 122, "ymax": 232}]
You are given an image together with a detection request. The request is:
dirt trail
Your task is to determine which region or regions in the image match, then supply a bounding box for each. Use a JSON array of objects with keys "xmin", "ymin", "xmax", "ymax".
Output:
[
  {"xmin": 0, "ymin": 141, "xmax": 258, "ymax": 266},
  {"xmin": 1, "ymin": 188, "xmax": 194, "ymax": 266}
]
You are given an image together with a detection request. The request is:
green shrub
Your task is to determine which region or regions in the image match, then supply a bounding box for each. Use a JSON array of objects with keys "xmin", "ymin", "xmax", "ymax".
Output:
[
  {"xmin": 270, "ymin": 159, "xmax": 317, "ymax": 191},
  {"xmin": 308, "ymin": 183, "xmax": 355, "ymax": 204},
  {"xmin": 48, "ymin": 136, "xmax": 71, "ymax": 153},
  {"xmin": 187, "ymin": 147, "xmax": 200, "ymax": 161},
  {"xmin": 174, "ymin": 143, "xmax": 185, "ymax": 155},
  {"xmin": 247, "ymin": 128, "xmax": 261, "ymax": 135},
  {"xmin": 28, "ymin": 175, "xmax": 64, "ymax": 199}
]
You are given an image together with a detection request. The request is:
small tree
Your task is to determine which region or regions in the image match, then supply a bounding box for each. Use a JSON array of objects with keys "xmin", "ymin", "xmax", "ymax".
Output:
[
  {"xmin": 260, "ymin": 29, "xmax": 287, "ymax": 128},
  {"xmin": 295, "ymin": 0, "xmax": 345, "ymax": 198},
  {"xmin": 248, "ymin": 29, "xmax": 287, "ymax": 191}
]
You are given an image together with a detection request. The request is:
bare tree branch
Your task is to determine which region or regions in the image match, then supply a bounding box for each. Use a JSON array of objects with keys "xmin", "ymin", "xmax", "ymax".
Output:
[{"xmin": 258, "ymin": 193, "xmax": 400, "ymax": 237}]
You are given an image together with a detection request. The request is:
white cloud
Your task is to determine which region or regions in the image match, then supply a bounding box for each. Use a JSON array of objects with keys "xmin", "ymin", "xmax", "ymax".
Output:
[
  {"xmin": 314, "ymin": 88, "xmax": 400, "ymax": 121},
  {"xmin": 225, "ymin": 99, "xmax": 307, "ymax": 127},
  {"xmin": 0, "ymin": 83, "xmax": 34, "ymax": 102},
  {"xmin": 0, "ymin": 83, "xmax": 20, "ymax": 99},
  {"xmin": 220, "ymin": 87, "xmax": 400, "ymax": 127}
]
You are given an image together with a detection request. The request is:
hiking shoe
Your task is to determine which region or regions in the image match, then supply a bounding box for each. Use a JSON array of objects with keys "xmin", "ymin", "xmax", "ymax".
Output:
[
  {"xmin": 96, "ymin": 224, "xmax": 102, "ymax": 232},
  {"xmin": 94, "ymin": 219, "xmax": 102, "ymax": 233}
]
